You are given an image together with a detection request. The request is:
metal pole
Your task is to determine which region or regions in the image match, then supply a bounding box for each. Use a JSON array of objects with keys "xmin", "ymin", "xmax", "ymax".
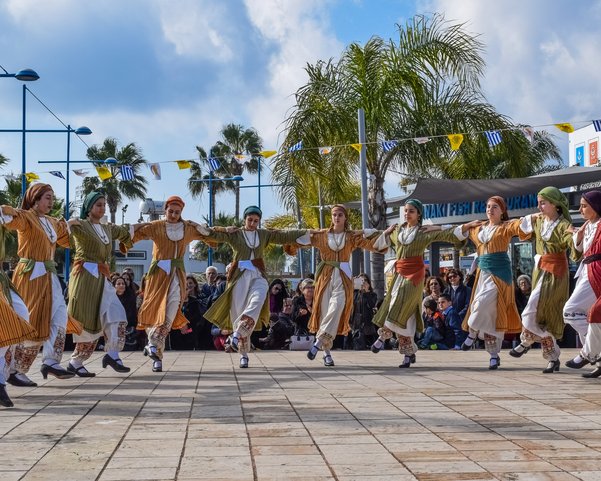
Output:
[
  {"xmin": 296, "ymin": 199, "xmax": 304, "ymax": 278},
  {"xmin": 64, "ymin": 126, "xmax": 72, "ymax": 282},
  {"xmin": 208, "ymin": 171, "xmax": 213, "ymax": 266},
  {"xmin": 358, "ymin": 108, "xmax": 371, "ymax": 275},
  {"xmin": 257, "ymin": 157, "xmax": 261, "ymax": 209},
  {"xmin": 21, "ymin": 84, "xmax": 27, "ymax": 197}
]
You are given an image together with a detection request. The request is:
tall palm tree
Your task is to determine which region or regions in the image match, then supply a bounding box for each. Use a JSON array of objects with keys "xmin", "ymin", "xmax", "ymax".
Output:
[
  {"xmin": 273, "ymin": 14, "xmax": 561, "ymax": 296},
  {"xmin": 84, "ymin": 138, "xmax": 148, "ymax": 223},
  {"xmin": 211, "ymin": 123, "xmax": 263, "ymax": 219}
]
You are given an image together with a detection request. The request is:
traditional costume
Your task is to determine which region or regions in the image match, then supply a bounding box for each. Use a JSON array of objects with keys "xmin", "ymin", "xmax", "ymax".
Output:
[
  {"xmin": 305, "ymin": 205, "xmax": 386, "ymax": 366},
  {"xmin": 201, "ymin": 205, "xmax": 306, "ymax": 368},
  {"xmin": 1, "ymin": 183, "xmax": 76, "ymax": 387},
  {"xmin": 509, "ymin": 187, "xmax": 573, "ymax": 373},
  {"xmin": 67, "ymin": 192, "xmax": 133, "ymax": 376},
  {"xmin": 563, "ymin": 190, "xmax": 601, "ymax": 376},
  {"xmin": 134, "ymin": 196, "xmax": 206, "ymax": 372},
  {"xmin": 371, "ymin": 199, "xmax": 460, "ymax": 367},
  {"xmin": 458, "ymin": 196, "xmax": 525, "ymax": 369},
  {"xmin": 0, "ymin": 225, "xmax": 36, "ymax": 407}
]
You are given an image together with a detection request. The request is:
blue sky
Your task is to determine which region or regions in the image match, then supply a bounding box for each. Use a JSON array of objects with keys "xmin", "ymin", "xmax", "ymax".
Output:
[{"xmin": 0, "ymin": 0, "xmax": 599, "ymax": 224}]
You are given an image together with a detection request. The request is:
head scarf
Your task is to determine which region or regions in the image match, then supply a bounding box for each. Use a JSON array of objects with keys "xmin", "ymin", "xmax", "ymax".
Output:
[
  {"xmin": 21, "ymin": 183, "xmax": 53, "ymax": 210},
  {"xmin": 582, "ymin": 190, "xmax": 601, "ymax": 217},
  {"xmin": 165, "ymin": 195, "xmax": 185, "ymax": 209},
  {"xmin": 80, "ymin": 191, "xmax": 105, "ymax": 219},
  {"xmin": 243, "ymin": 205, "xmax": 262, "ymax": 219},
  {"xmin": 487, "ymin": 196, "xmax": 509, "ymax": 221},
  {"xmin": 538, "ymin": 186, "xmax": 571, "ymax": 222},
  {"xmin": 404, "ymin": 198, "xmax": 424, "ymax": 225},
  {"xmin": 330, "ymin": 204, "xmax": 350, "ymax": 231}
]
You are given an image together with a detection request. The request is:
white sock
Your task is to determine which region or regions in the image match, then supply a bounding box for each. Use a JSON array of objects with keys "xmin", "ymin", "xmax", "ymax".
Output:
[
  {"xmin": 373, "ymin": 339, "xmax": 383, "ymax": 349},
  {"xmin": 107, "ymin": 351, "xmax": 120, "ymax": 360},
  {"xmin": 314, "ymin": 338, "xmax": 323, "ymax": 349},
  {"xmin": 573, "ymin": 355, "xmax": 584, "ymax": 363},
  {"xmin": 70, "ymin": 359, "xmax": 83, "ymax": 369},
  {"xmin": 324, "ymin": 349, "xmax": 331, "ymax": 356},
  {"xmin": 464, "ymin": 336, "xmax": 475, "ymax": 347}
]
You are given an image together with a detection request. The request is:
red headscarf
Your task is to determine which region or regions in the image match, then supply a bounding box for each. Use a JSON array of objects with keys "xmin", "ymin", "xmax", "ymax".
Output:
[
  {"xmin": 487, "ymin": 196, "xmax": 509, "ymax": 221},
  {"xmin": 165, "ymin": 196, "xmax": 185, "ymax": 209},
  {"xmin": 21, "ymin": 183, "xmax": 53, "ymax": 210}
]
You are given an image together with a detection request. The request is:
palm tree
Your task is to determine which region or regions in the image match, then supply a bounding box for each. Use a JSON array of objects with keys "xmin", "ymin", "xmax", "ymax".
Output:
[
  {"xmin": 211, "ymin": 123, "xmax": 263, "ymax": 219},
  {"xmin": 273, "ymin": 14, "xmax": 561, "ymax": 296},
  {"xmin": 84, "ymin": 138, "xmax": 148, "ymax": 223}
]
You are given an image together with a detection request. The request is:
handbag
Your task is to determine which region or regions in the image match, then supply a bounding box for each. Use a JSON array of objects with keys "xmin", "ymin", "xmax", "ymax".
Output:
[{"xmin": 289, "ymin": 333, "xmax": 315, "ymax": 350}]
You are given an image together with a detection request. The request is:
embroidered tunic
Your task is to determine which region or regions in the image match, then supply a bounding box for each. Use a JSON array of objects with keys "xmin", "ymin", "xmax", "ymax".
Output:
[
  {"xmin": 68, "ymin": 220, "xmax": 132, "ymax": 334},
  {"xmin": 1, "ymin": 206, "xmax": 72, "ymax": 342},
  {"xmin": 134, "ymin": 220, "xmax": 206, "ymax": 330},
  {"xmin": 372, "ymin": 225, "xmax": 459, "ymax": 333},
  {"xmin": 202, "ymin": 228, "xmax": 307, "ymax": 331}
]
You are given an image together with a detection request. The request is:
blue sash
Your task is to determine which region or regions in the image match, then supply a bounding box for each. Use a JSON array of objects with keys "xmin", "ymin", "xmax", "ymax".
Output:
[{"xmin": 477, "ymin": 252, "xmax": 512, "ymax": 285}]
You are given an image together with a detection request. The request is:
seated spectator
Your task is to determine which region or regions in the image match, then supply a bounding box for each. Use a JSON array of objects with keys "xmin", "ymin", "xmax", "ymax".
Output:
[
  {"xmin": 422, "ymin": 275, "xmax": 445, "ymax": 318},
  {"xmin": 443, "ymin": 269, "xmax": 471, "ymax": 347},
  {"xmin": 211, "ymin": 324, "xmax": 232, "ymax": 351},
  {"xmin": 258, "ymin": 299, "xmax": 295, "ymax": 350},
  {"xmin": 200, "ymin": 266, "xmax": 218, "ymax": 308},
  {"xmin": 515, "ymin": 274, "xmax": 532, "ymax": 316},
  {"xmin": 122, "ymin": 267, "xmax": 140, "ymax": 292},
  {"xmin": 418, "ymin": 298, "xmax": 447, "ymax": 349},
  {"xmin": 346, "ymin": 274, "xmax": 378, "ymax": 350},
  {"xmin": 269, "ymin": 278, "xmax": 289, "ymax": 315},
  {"xmin": 181, "ymin": 275, "xmax": 213, "ymax": 350},
  {"xmin": 113, "ymin": 275, "xmax": 139, "ymax": 350},
  {"xmin": 291, "ymin": 278, "xmax": 314, "ymax": 335},
  {"xmin": 438, "ymin": 293, "xmax": 463, "ymax": 350}
]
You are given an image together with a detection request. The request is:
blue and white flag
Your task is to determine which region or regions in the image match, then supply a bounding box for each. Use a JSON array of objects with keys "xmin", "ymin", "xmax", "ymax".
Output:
[
  {"xmin": 208, "ymin": 156, "xmax": 220, "ymax": 171},
  {"xmin": 288, "ymin": 141, "xmax": 303, "ymax": 152},
  {"xmin": 49, "ymin": 171, "xmax": 65, "ymax": 180},
  {"xmin": 381, "ymin": 140, "xmax": 398, "ymax": 152},
  {"xmin": 485, "ymin": 130, "xmax": 502, "ymax": 147},
  {"xmin": 593, "ymin": 120, "xmax": 601, "ymax": 132},
  {"xmin": 120, "ymin": 165, "xmax": 135, "ymax": 181}
]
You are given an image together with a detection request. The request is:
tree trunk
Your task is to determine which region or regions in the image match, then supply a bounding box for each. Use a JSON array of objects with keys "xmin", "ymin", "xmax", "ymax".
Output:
[{"xmin": 368, "ymin": 173, "xmax": 388, "ymax": 300}]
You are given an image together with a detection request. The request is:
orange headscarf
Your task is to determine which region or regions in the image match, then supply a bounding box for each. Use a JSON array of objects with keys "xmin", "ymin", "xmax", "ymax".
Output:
[
  {"xmin": 165, "ymin": 196, "xmax": 185, "ymax": 209},
  {"xmin": 21, "ymin": 183, "xmax": 53, "ymax": 210},
  {"xmin": 487, "ymin": 195, "xmax": 509, "ymax": 221}
]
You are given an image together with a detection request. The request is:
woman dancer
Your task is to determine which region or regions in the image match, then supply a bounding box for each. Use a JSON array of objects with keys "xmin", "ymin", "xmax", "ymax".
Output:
[
  {"xmin": 457, "ymin": 196, "xmax": 525, "ymax": 370},
  {"xmin": 563, "ymin": 190, "xmax": 601, "ymax": 377},
  {"xmin": 509, "ymin": 187, "xmax": 573, "ymax": 373},
  {"xmin": 0, "ymin": 224, "xmax": 37, "ymax": 407},
  {"xmin": 200, "ymin": 205, "xmax": 307, "ymax": 368},
  {"xmin": 1, "ymin": 183, "xmax": 76, "ymax": 386},
  {"xmin": 67, "ymin": 191, "xmax": 136, "ymax": 377},
  {"xmin": 305, "ymin": 204, "xmax": 390, "ymax": 366},
  {"xmin": 370, "ymin": 199, "xmax": 459, "ymax": 368},
  {"xmin": 133, "ymin": 196, "xmax": 206, "ymax": 373}
]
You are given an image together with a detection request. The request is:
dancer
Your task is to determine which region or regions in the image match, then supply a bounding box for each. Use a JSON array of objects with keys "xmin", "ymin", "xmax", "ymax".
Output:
[
  {"xmin": 133, "ymin": 196, "xmax": 206, "ymax": 373},
  {"xmin": 1, "ymin": 183, "xmax": 76, "ymax": 386},
  {"xmin": 67, "ymin": 191, "xmax": 136, "ymax": 376},
  {"xmin": 200, "ymin": 206, "xmax": 307, "ymax": 368},
  {"xmin": 563, "ymin": 190, "xmax": 601, "ymax": 377},
  {"xmin": 305, "ymin": 204, "xmax": 391, "ymax": 366},
  {"xmin": 509, "ymin": 187, "xmax": 573, "ymax": 373},
  {"xmin": 457, "ymin": 196, "xmax": 525, "ymax": 370},
  {"xmin": 0, "ymin": 225, "xmax": 37, "ymax": 407},
  {"xmin": 370, "ymin": 199, "xmax": 460, "ymax": 368}
]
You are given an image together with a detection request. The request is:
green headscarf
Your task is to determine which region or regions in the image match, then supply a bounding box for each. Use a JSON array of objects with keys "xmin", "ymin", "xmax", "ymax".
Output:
[
  {"xmin": 538, "ymin": 186, "xmax": 571, "ymax": 223},
  {"xmin": 243, "ymin": 205, "xmax": 262, "ymax": 219},
  {"xmin": 80, "ymin": 191, "xmax": 105, "ymax": 219},
  {"xmin": 404, "ymin": 198, "xmax": 424, "ymax": 224}
]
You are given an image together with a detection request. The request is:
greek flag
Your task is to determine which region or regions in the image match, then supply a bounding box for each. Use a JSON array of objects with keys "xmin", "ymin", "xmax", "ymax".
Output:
[
  {"xmin": 485, "ymin": 130, "xmax": 502, "ymax": 147},
  {"xmin": 208, "ymin": 157, "xmax": 220, "ymax": 171},
  {"xmin": 49, "ymin": 171, "xmax": 65, "ymax": 180},
  {"xmin": 593, "ymin": 120, "xmax": 601, "ymax": 132},
  {"xmin": 288, "ymin": 141, "xmax": 303, "ymax": 152},
  {"xmin": 381, "ymin": 140, "xmax": 398, "ymax": 152},
  {"xmin": 120, "ymin": 165, "xmax": 134, "ymax": 181}
]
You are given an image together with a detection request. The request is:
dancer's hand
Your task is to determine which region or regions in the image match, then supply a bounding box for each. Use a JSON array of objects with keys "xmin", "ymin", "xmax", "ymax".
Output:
[
  {"xmin": 225, "ymin": 226, "xmax": 239, "ymax": 233},
  {"xmin": 384, "ymin": 223, "xmax": 397, "ymax": 235},
  {"xmin": 67, "ymin": 218, "xmax": 81, "ymax": 228}
]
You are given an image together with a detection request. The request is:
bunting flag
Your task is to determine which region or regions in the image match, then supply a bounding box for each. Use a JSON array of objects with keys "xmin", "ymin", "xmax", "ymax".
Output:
[
  {"xmin": 73, "ymin": 169, "xmax": 89, "ymax": 178},
  {"xmin": 319, "ymin": 146, "xmax": 332, "ymax": 155},
  {"xmin": 208, "ymin": 157, "xmax": 220, "ymax": 171},
  {"xmin": 555, "ymin": 123, "xmax": 574, "ymax": 133},
  {"xmin": 447, "ymin": 134, "xmax": 464, "ymax": 151},
  {"xmin": 96, "ymin": 166, "xmax": 113, "ymax": 180},
  {"xmin": 522, "ymin": 127, "xmax": 535, "ymax": 143},
  {"xmin": 25, "ymin": 172, "xmax": 39, "ymax": 182},
  {"xmin": 49, "ymin": 171, "xmax": 65, "ymax": 180},
  {"xmin": 234, "ymin": 154, "xmax": 250, "ymax": 164},
  {"xmin": 381, "ymin": 140, "xmax": 398, "ymax": 152},
  {"xmin": 149, "ymin": 163, "xmax": 161, "ymax": 180},
  {"xmin": 485, "ymin": 130, "xmax": 502, "ymax": 147},
  {"xmin": 414, "ymin": 137, "xmax": 430, "ymax": 144},
  {"xmin": 288, "ymin": 140, "xmax": 303, "ymax": 152},
  {"xmin": 593, "ymin": 120, "xmax": 601, "ymax": 132},
  {"xmin": 259, "ymin": 150, "xmax": 277, "ymax": 158},
  {"xmin": 350, "ymin": 143, "xmax": 362, "ymax": 153},
  {"xmin": 120, "ymin": 165, "xmax": 134, "ymax": 181},
  {"xmin": 176, "ymin": 160, "xmax": 191, "ymax": 170}
]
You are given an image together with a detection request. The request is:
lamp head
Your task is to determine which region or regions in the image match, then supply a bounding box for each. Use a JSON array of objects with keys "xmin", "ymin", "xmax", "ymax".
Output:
[
  {"xmin": 74, "ymin": 126, "xmax": 92, "ymax": 136},
  {"xmin": 15, "ymin": 68, "xmax": 39, "ymax": 81},
  {"xmin": 104, "ymin": 157, "xmax": 118, "ymax": 164},
  {"xmin": 232, "ymin": 176, "xmax": 244, "ymax": 182}
]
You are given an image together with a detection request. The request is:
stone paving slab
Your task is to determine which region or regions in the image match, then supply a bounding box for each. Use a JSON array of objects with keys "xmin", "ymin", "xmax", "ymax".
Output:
[{"xmin": 2, "ymin": 349, "xmax": 601, "ymax": 480}]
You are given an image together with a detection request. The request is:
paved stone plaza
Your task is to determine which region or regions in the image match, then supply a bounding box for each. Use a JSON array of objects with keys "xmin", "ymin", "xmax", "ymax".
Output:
[{"xmin": 2, "ymin": 349, "xmax": 601, "ymax": 481}]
